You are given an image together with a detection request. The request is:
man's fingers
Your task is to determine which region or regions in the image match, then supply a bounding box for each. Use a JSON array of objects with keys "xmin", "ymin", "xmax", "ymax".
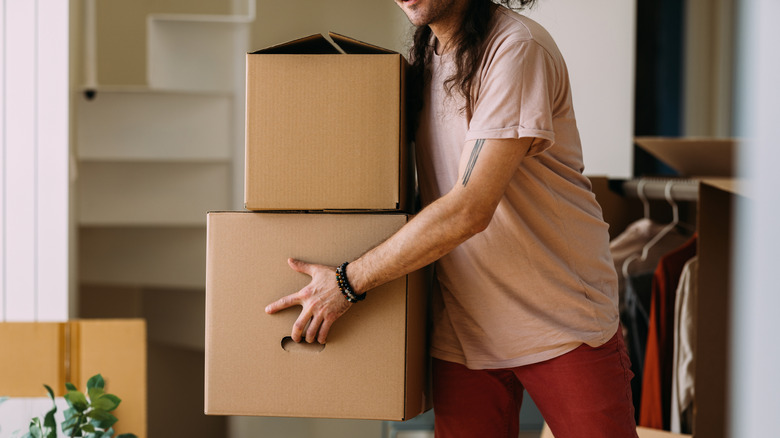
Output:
[
  {"xmin": 318, "ymin": 319, "xmax": 335, "ymax": 344},
  {"xmin": 305, "ymin": 314, "xmax": 324, "ymax": 343},
  {"xmin": 288, "ymin": 258, "xmax": 316, "ymax": 276},
  {"xmin": 292, "ymin": 311, "xmax": 312, "ymax": 343},
  {"xmin": 265, "ymin": 293, "xmax": 305, "ymax": 314}
]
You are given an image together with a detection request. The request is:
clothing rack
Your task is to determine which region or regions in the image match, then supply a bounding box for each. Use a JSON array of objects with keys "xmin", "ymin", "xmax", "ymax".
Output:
[{"xmin": 609, "ymin": 178, "xmax": 700, "ymax": 202}]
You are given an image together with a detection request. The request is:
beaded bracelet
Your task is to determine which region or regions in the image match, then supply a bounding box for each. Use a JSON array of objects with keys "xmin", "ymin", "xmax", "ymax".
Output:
[{"xmin": 336, "ymin": 262, "xmax": 365, "ymax": 303}]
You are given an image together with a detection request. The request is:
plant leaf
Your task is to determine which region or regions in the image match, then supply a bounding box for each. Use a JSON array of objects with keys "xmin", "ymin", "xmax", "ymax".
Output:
[
  {"xmin": 61, "ymin": 413, "xmax": 81, "ymax": 433},
  {"xmin": 44, "ymin": 384, "xmax": 55, "ymax": 401},
  {"xmin": 65, "ymin": 390, "xmax": 89, "ymax": 412},
  {"xmin": 43, "ymin": 408, "xmax": 57, "ymax": 430},
  {"xmin": 64, "ymin": 406, "xmax": 79, "ymax": 420},
  {"xmin": 43, "ymin": 387, "xmax": 58, "ymax": 430},
  {"xmin": 88, "ymin": 386, "xmax": 105, "ymax": 403},
  {"xmin": 92, "ymin": 393, "xmax": 120, "ymax": 412},
  {"xmin": 65, "ymin": 382, "xmax": 78, "ymax": 391},
  {"xmin": 0, "ymin": 395, "xmax": 8, "ymax": 405},
  {"xmin": 28, "ymin": 419, "xmax": 43, "ymax": 438},
  {"xmin": 87, "ymin": 374, "xmax": 105, "ymax": 391},
  {"xmin": 82, "ymin": 423, "xmax": 96, "ymax": 433},
  {"xmin": 87, "ymin": 409, "xmax": 118, "ymax": 429},
  {"xmin": 100, "ymin": 428, "xmax": 115, "ymax": 438}
]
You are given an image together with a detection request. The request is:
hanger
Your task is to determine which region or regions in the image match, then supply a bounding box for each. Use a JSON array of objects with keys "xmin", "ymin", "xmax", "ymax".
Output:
[
  {"xmin": 621, "ymin": 180, "xmax": 679, "ymax": 279},
  {"xmin": 638, "ymin": 178, "xmax": 650, "ymax": 220}
]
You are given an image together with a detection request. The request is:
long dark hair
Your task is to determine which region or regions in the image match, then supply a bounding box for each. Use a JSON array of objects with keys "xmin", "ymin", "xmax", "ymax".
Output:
[{"xmin": 407, "ymin": 0, "xmax": 537, "ymax": 136}]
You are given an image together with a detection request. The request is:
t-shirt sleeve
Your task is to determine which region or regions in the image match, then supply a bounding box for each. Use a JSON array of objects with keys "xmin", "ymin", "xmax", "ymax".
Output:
[{"xmin": 466, "ymin": 40, "xmax": 557, "ymax": 156}]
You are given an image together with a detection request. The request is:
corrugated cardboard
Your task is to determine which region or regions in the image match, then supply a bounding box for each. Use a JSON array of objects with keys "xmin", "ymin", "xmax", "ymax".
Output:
[
  {"xmin": 205, "ymin": 211, "xmax": 429, "ymax": 420},
  {"xmin": 634, "ymin": 137, "xmax": 738, "ymax": 177},
  {"xmin": 70, "ymin": 319, "xmax": 147, "ymax": 438},
  {"xmin": 244, "ymin": 33, "xmax": 411, "ymax": 211},
  {"xmin": 694, "ymin": 180, "xmax": 746, "ymax": 438},
  {"xmin": 0, "ymin": 322, "xmax": 65, "ymax": 397}
]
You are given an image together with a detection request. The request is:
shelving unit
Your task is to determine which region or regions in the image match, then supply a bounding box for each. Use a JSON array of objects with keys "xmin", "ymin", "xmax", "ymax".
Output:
[{"xmin": 77, "ymin": 3, "xmax": 252, "ymax": 292}]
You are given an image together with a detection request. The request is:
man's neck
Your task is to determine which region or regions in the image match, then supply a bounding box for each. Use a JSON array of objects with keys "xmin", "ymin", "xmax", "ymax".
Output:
[{"xmin": 429, "ymin": 0, "xmax": 471, "ymax": 54}]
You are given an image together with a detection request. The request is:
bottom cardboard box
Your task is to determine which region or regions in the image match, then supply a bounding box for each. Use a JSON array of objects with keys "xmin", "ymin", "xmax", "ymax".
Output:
[{"xmin": 205, "ymin": 211, "xmax": 429, "ymax": 420}]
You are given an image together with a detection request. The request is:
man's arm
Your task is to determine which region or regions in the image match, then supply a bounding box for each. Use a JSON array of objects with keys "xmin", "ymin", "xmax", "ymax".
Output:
[{"xmin": 265, "ymin": 137, "xmax": 534, "ymax": 343}]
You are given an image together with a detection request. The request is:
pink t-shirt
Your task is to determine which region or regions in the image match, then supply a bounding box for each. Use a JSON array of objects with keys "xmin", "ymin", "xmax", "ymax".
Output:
[{"xmin": 416, "ymin": 7, "xmax": 620, "ymax": 369}]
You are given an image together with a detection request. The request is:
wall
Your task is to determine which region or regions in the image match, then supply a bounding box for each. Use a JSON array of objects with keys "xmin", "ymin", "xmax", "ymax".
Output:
[
  {"xmin": 526, "ymin": 0, "xmax": 636, "ymax": 178},
  {"xmin": 731, "ymin": 0, "xmax": 780, "ymax": 436},
  {"xmin": 95, "ymin": 0, "xmax": 232, "ymax": 86},
  {"xmin": 683, "ymin": 0, "xmax": 735, "ymax": 137},
  {"xmin": 1, "ymin": 0, "xmax": 69, "ymax": 322}
]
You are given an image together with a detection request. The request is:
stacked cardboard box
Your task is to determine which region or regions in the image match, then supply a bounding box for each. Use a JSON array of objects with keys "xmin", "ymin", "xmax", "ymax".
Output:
[{"xmin": 205, "ymin": 33, "xmax": 430, "ymax": 421}]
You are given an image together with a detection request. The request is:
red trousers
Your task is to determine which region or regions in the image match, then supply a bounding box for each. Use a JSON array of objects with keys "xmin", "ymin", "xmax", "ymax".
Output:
[{"xmin": 432, "ymin": 329, "xmax": 638, "ymax": 438}]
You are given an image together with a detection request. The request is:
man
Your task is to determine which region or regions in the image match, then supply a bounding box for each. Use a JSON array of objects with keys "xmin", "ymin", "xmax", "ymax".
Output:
[{"xmin": 266, "ymin": 1, "xmax": 638, "ymax": 436}]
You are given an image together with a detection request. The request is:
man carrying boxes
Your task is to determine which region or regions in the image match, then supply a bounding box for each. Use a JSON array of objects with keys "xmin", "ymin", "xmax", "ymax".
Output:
[
  {"xmin": 263, "ymin": 1, "xmax": 638, "ymax": 438},
  {"xmin": 208, "ymin": 0, "xmax": 638, "ymax": 437}
]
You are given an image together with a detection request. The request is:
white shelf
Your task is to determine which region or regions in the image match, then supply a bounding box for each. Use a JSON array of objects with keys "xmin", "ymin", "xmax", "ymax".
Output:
[
  {"xmin": 147, "ymin": 18, "xmax": 249, "ymax": 92},
  {"xmin": 77, "ymin": 161, "xmax": 231, "ymax": 226},
  {"xmin": 79, "ymin": 226, "xmax": 207, "ymax": 290},
  {"xmin": 77, "ymin": 89, "xmax": 233, "ymax": 162}
]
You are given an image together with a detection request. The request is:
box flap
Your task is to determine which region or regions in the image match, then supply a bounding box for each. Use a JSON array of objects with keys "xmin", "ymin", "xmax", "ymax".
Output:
[
  {"xmin": 251, "ymin": 34, "xmax": 340, "ymax": 55},
  {"xmin": 634, "ymin": 137, "xmax": 737, "ymax": 177},
  {"xmin": 701, "ymin": 178, "xmax": 752, "ymax": 199},
  {"xmin": 328, "ymin": 32, "xmax": 396, "ymax": 54}
]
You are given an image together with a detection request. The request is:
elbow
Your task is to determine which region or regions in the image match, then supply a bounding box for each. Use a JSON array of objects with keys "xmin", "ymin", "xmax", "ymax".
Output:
[{"xmin": 461, "ymin": 206, "xmax": 493, "ymax": 236}]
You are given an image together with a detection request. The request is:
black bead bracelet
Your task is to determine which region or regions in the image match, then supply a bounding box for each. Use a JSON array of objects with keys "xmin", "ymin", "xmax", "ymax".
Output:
[{"xmin": 336, "ymin": 262, "xmax": 365, "ymax": 303}]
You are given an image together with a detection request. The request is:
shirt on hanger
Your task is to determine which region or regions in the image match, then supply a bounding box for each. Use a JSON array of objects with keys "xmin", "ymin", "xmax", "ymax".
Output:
[
  {"xmin": 671, "ymin": 256, "xmax": 698, "ymax": 434},
  {"xmin": 640, "ymin": 235, "xmax": 698, "ymax": 430}
]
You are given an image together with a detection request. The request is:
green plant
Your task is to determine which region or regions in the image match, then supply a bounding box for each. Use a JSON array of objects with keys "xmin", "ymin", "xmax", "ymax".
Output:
[{"xmin": 22, "ymin": 374, "xmax": 136, "ymax": 438}]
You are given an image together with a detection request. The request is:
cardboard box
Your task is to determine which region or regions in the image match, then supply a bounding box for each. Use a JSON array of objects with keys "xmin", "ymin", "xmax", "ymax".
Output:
[
  {"xmin": 205, "ymin": 211, "xmax": 429, "ymax": 420},
  {"xmin": 634, "ymin": 137, "xmax": 738, "ymax": 177},
  {"xmin": 0, "ymin": 322, "xmax": 65, "ymax": 397},
  {"xmin": 244, "ymin": 33, "xmax": 411, "ymax": 211},
  {"xmin": 70, "ymin": 319, "xmax": 147, "ymax": 438}
]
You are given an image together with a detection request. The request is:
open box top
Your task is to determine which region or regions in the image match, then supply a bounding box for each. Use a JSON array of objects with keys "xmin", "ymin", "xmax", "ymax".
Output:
[
  {"xmin": 634, "ymin": 137, "xmax": 739, "ymax": 177},
  {"xmin": 251, "ymin": 32, "xmax": 396, "ymax": 55}
]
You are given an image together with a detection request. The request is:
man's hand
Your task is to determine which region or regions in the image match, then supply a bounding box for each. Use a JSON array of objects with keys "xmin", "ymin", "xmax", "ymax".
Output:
[{"xmin": 265, "ymin": 258, "xmax": 353, "ymax": 344}]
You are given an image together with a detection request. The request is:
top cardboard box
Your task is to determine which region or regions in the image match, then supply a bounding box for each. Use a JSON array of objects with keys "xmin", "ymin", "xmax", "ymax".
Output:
[{"xmin": 245, "ymin": 33, "xmax": 411, "ymax": 211}]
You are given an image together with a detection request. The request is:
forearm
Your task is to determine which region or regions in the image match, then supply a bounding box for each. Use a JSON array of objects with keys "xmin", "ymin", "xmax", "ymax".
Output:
[{"xmin": 348, "ymin": 190, "xmax": 488, "ymax": 294}]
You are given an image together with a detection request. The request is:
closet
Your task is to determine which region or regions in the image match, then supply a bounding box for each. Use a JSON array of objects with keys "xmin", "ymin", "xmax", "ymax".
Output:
[{"xmin": 590, "ymin": 165, "xmax": 743, "ymax": 438}]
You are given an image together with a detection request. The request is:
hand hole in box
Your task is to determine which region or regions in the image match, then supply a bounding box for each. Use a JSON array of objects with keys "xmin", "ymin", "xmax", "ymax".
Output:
[{"xmin": 281, "ymin": 336, "xmax": 326, "ymax": 353}]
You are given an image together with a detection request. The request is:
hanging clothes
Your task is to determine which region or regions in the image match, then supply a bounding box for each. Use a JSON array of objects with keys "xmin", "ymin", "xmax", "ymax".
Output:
[
  {"xmin": 610, "ymin": 218, "xmax": 690, "ymax": 306},
  {"xmin": 609, "ymin": 218, "xmax": 690, "ymax": 419},
  {"xmin": 622, "ymin": 271, "xmax": 653, "ymax": 419},
  {"xmin": 639, "ymin": 235, "xmax": 698, "ymax": 430},
  {"xmin": 671, "ymin": 256, "xmax": 698, "ymax": 434}
]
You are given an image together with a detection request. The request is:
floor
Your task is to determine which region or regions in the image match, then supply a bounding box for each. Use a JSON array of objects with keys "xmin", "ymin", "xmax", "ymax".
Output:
[{"xmin": 395, "ymin": 432, "xmax": 541, "ymax": 438}]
